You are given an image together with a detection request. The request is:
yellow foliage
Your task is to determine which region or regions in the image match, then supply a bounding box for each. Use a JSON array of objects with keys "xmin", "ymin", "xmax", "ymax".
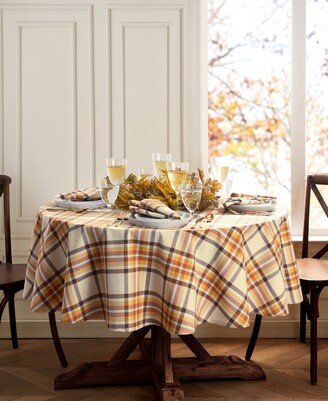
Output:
[{"xmin": 115, "ymin": 171, "xmax": 221, "ymax": 212}]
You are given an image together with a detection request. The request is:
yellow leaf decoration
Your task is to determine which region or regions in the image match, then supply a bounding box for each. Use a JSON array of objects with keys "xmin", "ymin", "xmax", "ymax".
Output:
[{"xmin": 115, "ymin": 170, "xmax": 221, "ymax": 212}]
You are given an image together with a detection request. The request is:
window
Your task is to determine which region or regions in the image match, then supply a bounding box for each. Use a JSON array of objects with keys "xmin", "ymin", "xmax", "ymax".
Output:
[
  {"xmin": 306, "ymin": 0, "xmax": 328, "ymax": 229},
  {"xmin": 208, "ymin": 0, "xmax": 328, "ymax": 234}
]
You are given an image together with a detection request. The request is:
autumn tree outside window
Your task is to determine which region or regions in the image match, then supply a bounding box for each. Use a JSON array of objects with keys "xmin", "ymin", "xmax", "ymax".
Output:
[{"xmin": 208, "ymin": 0, "xmax": 328, "ymax": 234}]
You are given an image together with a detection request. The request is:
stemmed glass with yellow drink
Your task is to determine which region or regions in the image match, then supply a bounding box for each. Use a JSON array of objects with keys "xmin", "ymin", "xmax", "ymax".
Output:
[
  {"xmin": 209, "ymin": 157, "xmax": 233, "ymax": 205},
  {"xmin": 137, "ymin": 169, "xmax": 154, "ymax": 180},
  {"xmin": 209, "ymin": 157, "xmax": 229, "ymax": 183},
  {"xmin": 152, "ymin": 153, "xmax": 172, "ymax": 176},
  {"xmin": 106, "ymin": 158, "xmax": 127, "ymax": 185},
  {"xmin": 167, "ymin": 161, "xmax": 189, "ymax": 197}
]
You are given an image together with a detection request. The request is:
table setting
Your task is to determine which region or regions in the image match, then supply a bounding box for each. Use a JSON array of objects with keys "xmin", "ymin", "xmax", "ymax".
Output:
[
  {"xmin": 46, "ymin": 153, "xmax": 278, "ymax": 224},
  {"xmin": 23, "ymin": 153, "xmax": 302, "ymax": 400}
]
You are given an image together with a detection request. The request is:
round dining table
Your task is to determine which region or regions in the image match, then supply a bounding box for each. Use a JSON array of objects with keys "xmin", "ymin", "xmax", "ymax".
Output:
[{"xmin": 23, "ymin": 202, "xmax": 302, "ymax": 400}]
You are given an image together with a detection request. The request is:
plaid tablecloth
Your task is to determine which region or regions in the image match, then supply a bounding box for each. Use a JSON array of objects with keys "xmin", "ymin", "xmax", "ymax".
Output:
[{"xmin": 23, "ymin": 203, "xmax": 302, "ymax": 335}]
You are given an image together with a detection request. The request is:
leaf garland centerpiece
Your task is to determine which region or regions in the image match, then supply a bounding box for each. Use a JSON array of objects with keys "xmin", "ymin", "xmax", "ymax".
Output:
[{"xmin": 114, "ymin": 170, "xmax": 221, "ymax": 212}]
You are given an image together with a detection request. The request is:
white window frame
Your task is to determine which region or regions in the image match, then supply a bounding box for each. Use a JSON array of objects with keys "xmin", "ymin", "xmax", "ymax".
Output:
[{"xmin": 291, "ymin": 0, "xmax": 306, "ymax": 237}]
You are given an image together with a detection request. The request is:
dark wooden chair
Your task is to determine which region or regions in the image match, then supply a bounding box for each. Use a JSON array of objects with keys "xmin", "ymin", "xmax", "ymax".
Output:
[
  {"xmin": 245, "ymin": 174, "xmax": 328, "ymax": 384},
  {"xmin": 0, "ymin": 175, "xmax": 68, "ymax": 367}
]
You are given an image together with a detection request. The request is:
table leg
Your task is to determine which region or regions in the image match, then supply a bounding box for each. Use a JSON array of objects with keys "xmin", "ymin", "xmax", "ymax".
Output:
[
  {"xmin": 176, "ymin": 334, "xmax": 266, "ymax": 381},
  {"xmin": 152, "ymin": 327, "xmax": 184, "ymax": 401},
  {"xmin": 54, "ymin": 326, "xmax": 266, "ymax": 398},
  {"xmin": 54, "ymin": 326, "xmax": 152, "ymax": 390}
]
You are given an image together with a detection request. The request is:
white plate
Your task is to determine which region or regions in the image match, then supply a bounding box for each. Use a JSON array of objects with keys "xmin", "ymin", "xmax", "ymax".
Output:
[
  {"xmin": 228, "ymin": 201, "xmax": 276, "ymax": 213},
  {"xmin": 54, "ymin": 198, "xmax": 106, "ymax": 210},
  {"xmin": 129, "ymin": 212, "xmax": 191, "ymax": 229}
]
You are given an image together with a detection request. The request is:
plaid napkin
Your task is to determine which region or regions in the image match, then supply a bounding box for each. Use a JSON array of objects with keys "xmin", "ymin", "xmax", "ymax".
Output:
[
  {"xmin": 60, "ymin": 187, "xmax": 101, "ymax": 201},
  {"xmin": 226, "ymin": 193, "xmax": 276, "ymax": 206},
  {"xmin": 129, "ymin": 199, "xmax": 181, "ymax": 219}
]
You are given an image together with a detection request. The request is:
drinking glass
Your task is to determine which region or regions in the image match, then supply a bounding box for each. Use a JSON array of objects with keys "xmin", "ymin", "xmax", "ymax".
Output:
[
  {"xmin": 106, "ymin": 158, "xmax": 127, "ymax": 186},
  {"xmin": 181, "ymin": 174, "xmax": 203, "ymax": 217},
  {"xmin": 218, "ymin": 179, "xmax": 233, "ymax": 205},
  {"xmin": 167, "ymin": 162, "xmax": 189, "ymax": 196},
  {"xmin": 209, "ymin": 157, "xmax": 229, "ymax": 183},
  {"xmin": 152, "ymin": 153, "xmax": 172, "ymax": 176},
  {"xmin": 137, "ymin": 169, "xmax": 154, "ymax": 180},
  {"xmin": 99, "ymin": 178, "xmax": 118, "ymax": 208}
]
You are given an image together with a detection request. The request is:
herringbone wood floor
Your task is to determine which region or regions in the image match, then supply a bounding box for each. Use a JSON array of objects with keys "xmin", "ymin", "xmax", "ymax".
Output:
[{"xmin": 0, "ymin": 338, "xmax": 328, "ymax": 400}]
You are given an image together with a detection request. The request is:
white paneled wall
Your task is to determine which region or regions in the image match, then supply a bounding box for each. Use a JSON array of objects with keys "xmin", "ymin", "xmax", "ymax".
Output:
[
  {"xmin": 0, "ymin": 0, "xmax": 211, "ymax": 338},
  {"xmin": 3, "ymin": 6, "xmax": 94, "ymax": 229},
  {"xmin": 110, "ymin": 8, "xmax": 182, "ymax": 170},
  {"xmin": 0, "ymin": 0, "xmax": 326, "ymax": 338},
  {"xmin": 0, "ymin": 1, "xmax": 204, "ymax": 251}
]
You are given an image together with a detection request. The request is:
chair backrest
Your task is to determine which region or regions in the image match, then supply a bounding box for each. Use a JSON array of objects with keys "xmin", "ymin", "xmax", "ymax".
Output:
[
  {"xmin": 302, "ymin": 174, "xmax": 328, "ymax": 259},
  {"xmin": 0, "ymin": 175, "xmax": 12, "ymax": 264}
]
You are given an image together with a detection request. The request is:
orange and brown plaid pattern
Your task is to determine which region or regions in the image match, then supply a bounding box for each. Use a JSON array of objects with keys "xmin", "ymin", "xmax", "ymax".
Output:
[
  {"xmin": 130, "ymin": 199, "xmax": 181, "ymax": 219},
  {"xmin": 23, "ymin": 203, "xmax": 302, "ymax": 334},
  {"xmin": 60, "ymin": 187, "xmax": 100, "ymax": 201}
]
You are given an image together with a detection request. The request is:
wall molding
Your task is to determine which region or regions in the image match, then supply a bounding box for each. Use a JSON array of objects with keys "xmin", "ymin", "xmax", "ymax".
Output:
[
  {"xmin": 0, "ymin": 5, "xmax": 93, "ymax": 11},
  {"xmin": 1, "ymin": 4, "xmax": 95, "ymax": 237},
  {"xmin": 108, "ymin": 5, "xmax": 182, "ymax": 170},
  {"xmin": 121, "ymin": 21, "xmax": 171, "ymax": 157},
  {"xmin": 17, "ymin": 20, "xmax": 78, "ymax": 221}
]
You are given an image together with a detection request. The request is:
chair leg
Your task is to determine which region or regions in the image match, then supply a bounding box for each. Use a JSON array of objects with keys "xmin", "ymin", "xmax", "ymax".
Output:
[
  {"xmin": 300, "ymin": 299, "xmax": 307, "ymax": 343},
  {"xmin": 8, "ymin": 295, "xmax": 18, "ymax": 349},
  {"xmin": 245, "ymin": 314, "xmax": 262, "ymax": 361},
  {"xmin": 0, "ymin": 294, "xmax": 10, "ymax": 323},
  {"xmin": 49, "ymin": 311, "xmax": 68, "ymax": 367},
  {"xmin": 310, "ymin": 289, "xmax": 319, "ymax": 385}
]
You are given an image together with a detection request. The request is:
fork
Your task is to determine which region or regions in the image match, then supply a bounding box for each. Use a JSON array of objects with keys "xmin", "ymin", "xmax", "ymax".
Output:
[
  {"xmin": 113, "ymin": 213, "xmax": 128, "ymax": 227},
  {"xmin": 74, "ymin": 208, "xmax": 89, "ymax": 214},
  {"xmin": 45, "ymin": 207, "xmax": 89, "ymax": 214},
  {"xmin": 190, "ymin": 215, "xmax": 205, "ymax": 229},
  {"xmin": 225, "ymin": 207, "xmax": 272, "ymax": 216},
  {"xmin": 107, "ymin": 212, "xmax": 129, "ymax": 227},
  {"xmin": 191, "ymin": 213, "xmax": 214, "ymax": 229}
]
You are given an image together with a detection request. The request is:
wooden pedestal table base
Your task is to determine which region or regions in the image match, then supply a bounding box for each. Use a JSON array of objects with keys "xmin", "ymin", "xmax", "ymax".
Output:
[{"xmin": 55, "ymin": 326, "xmax": 266, "ymax": 400}]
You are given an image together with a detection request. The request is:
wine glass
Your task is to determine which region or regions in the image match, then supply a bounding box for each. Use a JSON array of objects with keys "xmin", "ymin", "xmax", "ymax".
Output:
[
  {"xmin": 106, "ymin": 158, "xmax": 127, "ymax": 185},
  {"xmin": 218, "ymin": 178, "xmax": 233, "ymax": 206},
  {"xmin": 99, "ymin": 178, "xmax": 119, "ymax": 208},
  {"xmin": 181, "ymin": 173, "xmax": 203, "ymax": 217},
  {"xmin": 137, "ymin": 169, "xmax": 154, "ymax": 180},
  {"xmin": 209, "ymin": 157, "xmax": 229, "ymax": 183},
  {"xmin": 167, "ymin": 162, "xmax": 189, "ymax": 196},
  {"xmin": 152, "ymin": 153, "xmax": 172, "ymax": 176}
]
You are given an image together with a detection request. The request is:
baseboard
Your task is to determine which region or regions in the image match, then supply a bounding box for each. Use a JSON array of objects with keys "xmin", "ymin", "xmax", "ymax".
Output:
[{"xmin": 1, "ymin": 320, "xmax": 328, "ymax": 339}]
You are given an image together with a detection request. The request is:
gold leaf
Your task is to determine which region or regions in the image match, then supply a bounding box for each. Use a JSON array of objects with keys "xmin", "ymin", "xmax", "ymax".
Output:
[{"xmin": 115, "ymin": 170, "xmax": 221, "ymax": 212}]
